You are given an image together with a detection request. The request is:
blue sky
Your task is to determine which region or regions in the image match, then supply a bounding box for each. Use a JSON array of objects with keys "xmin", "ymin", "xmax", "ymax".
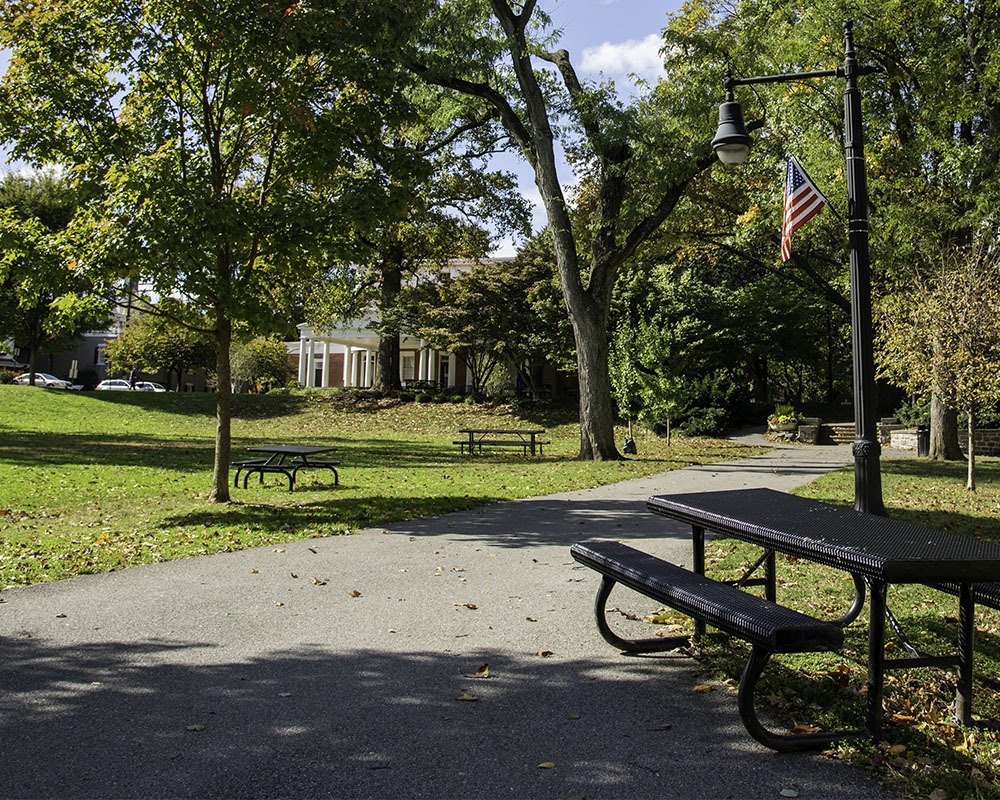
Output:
[
  {"xmin": 546, "ymin": 0, "xmax": 683, "ymax": 81},
  {"xmin": 493, "ymin": 0, "xmax": 687, "ymax": 253}
]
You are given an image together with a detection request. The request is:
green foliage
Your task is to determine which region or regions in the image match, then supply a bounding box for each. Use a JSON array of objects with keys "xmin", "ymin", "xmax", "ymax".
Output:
[
  {"xmin": 104, "ymin": 303, "xmax": 214, "ymax": 388},
  {"xmin": 876, "ymin": 243, "xmax": 1000, "ymax": 420},
  {"xmin": 0, "ymin": 171, "xmax": 109, "ymax": 367},
  {"xmin": 893, "ymin": 399, "xmax": 930, "ymax": 428},
  {"xmin": 231, "ymin": 336, "xmax": 293, "ymax": 393}
]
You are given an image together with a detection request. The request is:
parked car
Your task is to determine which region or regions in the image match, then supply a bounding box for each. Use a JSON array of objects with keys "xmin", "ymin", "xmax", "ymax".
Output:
[
  {"xmin": 134, "ymin": 381, "xmax": 167, "ymax": 392},
  {"xmin": 14, "ymin": 372, "xmax": 72, "ymax": 388},
  {"xmin": 95, "ymin": 379, "xmax": 133, "ymax": 391}
]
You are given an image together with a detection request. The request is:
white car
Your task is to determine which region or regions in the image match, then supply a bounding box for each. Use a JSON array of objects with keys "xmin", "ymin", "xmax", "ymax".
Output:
[
  {"xmin": 14, "ymin": 372, "xmax": 72, "ymax": 388},
  {"xmin": 135, "ymin": 381, "xmax": 167, "ymax": 392},
  {"xmin": 95, "ymin": 379, "xmax": 133, "ymax": 391}
]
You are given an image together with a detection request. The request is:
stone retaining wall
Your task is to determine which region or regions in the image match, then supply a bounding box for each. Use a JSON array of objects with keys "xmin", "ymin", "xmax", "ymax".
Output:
[{"xmin": 890, "ymin": 428, "xmax": 1000, "ymax": 456}]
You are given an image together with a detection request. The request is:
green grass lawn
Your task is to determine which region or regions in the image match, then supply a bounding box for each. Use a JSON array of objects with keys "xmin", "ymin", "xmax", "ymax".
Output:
[
  {"xmin": 4, "ymin": 384, "xmax": 1000, "ymax": 798},
  {"xmin": 0, "ymin": 385, "xmax": 763, "ymax": 586},
  {"xmin": 697, "ymin": 459, "xmax": 1000, "ymax": 800}
]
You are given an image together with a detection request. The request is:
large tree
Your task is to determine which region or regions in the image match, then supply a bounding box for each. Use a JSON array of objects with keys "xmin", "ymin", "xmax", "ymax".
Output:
[
  {"xmin": 407, "ymin": 0, "xmax": 718, "ymax": 459},
  {"xmin": 1, "ymin": 0, "xmax": 419, "ymax": 500},
  {"xmin": 0, "ymin": 170, "xmax": 109, "ymax": 380},
  {"xmin": 877, "ymin": 241, "xmax": 1000, "ymax": 489},
  {"xmin": 659, "ymin": 0, "xmax": 1000, "ymax": 456}
]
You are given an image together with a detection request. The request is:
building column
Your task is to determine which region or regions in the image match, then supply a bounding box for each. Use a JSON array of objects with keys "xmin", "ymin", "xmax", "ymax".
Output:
[
  {"xmin": 320, "ymin": 341, "xmax": 330, "ymax": 388},
  {"xmin": 447, "ymin": 353, "xmax": 458, "ymax": 388},
  {"xmin": 418, "ymin": 344, "xmax": 429, "ymax": 381},
  {"xmin": 361, "ymin": 349, "xmax": 372, "ymax": 387},
  {"xmin": 298, "ymin": 333, "xmax": 309, "ymax": 386},
  {"xmin": 306, "ymin": 337, "xmax": 317, "ymax": 387}
]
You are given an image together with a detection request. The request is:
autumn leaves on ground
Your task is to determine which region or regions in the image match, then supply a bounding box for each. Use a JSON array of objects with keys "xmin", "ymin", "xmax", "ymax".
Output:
[{"xmin": 3, "ymin": 385, "xmax": 999, "ymax": 799}]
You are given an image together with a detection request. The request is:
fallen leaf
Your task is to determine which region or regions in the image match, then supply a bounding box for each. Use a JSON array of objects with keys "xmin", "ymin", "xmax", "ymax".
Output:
[
  {"xmin": 274, "ymin": 601, "xmax": 285, "ymax": 607},
  {"xmin": 536, "ymin": 650, "xmax": 554, "ymax": 658},
  {"xmin": 537, "ymin": 762, "xmax": 556, "ymax": 769},
  {"xmin": 646, "ymin": 723, "xmax": 673, "ymax": 731},
  {"xmin": 185, "ymin": 724, "xmax": 205, "ymax": 732},
  {"xmin": 780, "ymin": 789, "xmax": 799, "ymax": 798},
  {"xmin": 474, "ymin": 664, "xmax": 490, "ymax": 678},
  {"xmin": 249, "ymin": 569, "xmax": 259, "ymax": 574},
  {"xmin": 308, "ymin": 547, "xmax": 318, "ymax": 553},
  {"xmin": 278, "ymin": 692, "xmax": 292, "ymax": 698},
  {"xmin": 455, "ymin": 602, "xmax": 477, "ymax": 610},
  {"xmin": 455, "ymin": 693, "xmax": 478, "ymax": 702},
  {"xmin": 525, "ymin": 616, "xmax": 538, "ymax": 622},
  {"xmin": 693, "ymin": 684, "xmax": 713, "ymax": 693},
  {"xmin": 290, "ymin": 572, "xmax": 299, "ymax": 579},
  {"xmin": 310, "ymin": 577, "xmax": 326, "ymax": 585},
  {"xmin": 349, "ymin": 590, "xmax": 362, "ymax": 598},
  {"xmin": 792, "ymin": 721, "xmax": 822, "ymax": 734}
]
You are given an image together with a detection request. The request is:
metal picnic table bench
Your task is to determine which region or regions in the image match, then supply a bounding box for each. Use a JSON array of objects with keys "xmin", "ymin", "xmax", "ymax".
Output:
[
  {"xmin": 232, "ymin": 444, "xmax": 339, "ymax": 491},
  {"xmin": 572, "ymin": 487, "xmax": 1000, "ymax": 751}
]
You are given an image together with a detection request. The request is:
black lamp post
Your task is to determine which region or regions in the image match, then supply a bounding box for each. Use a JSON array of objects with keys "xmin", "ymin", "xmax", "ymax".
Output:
[{"xmin": 713, "ymin": 20, "xmax": 885, "ymax": 515}]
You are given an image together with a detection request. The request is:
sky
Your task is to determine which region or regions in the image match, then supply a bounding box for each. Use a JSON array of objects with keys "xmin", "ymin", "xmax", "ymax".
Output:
[{"xmin": 490, "ymin": 0, "xmax": 687, "ymax": 254}]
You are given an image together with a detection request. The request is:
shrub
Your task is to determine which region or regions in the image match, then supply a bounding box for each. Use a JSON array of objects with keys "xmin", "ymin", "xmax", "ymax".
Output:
[{"xmin": 894, "ymin": 399, "xmax": 930, "ymax": 427}]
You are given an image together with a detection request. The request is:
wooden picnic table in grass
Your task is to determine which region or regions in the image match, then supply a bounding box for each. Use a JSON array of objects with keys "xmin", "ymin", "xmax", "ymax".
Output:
[
  {"xmin": 232, "ymin": 444, "xmax": 339, "ymax": 491},
  {"xmin": 455, "ymin": 428, "xmax": 549, "ymax": 456}
]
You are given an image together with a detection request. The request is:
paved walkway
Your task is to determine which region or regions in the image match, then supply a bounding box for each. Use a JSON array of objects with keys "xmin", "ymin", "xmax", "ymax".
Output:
[{"xmin": 0, "ymin": 435, "xmax": 905, "ymax": 799}]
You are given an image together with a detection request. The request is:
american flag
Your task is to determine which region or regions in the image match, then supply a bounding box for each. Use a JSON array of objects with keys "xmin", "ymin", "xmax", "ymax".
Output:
[{"xmin": 780, "ymin": 157, "xmax": 827, "ymax": 262}]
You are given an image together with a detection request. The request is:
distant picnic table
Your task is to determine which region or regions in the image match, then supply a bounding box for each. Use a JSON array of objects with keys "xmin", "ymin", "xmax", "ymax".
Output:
[
  {"xmin": 455, "ymin": 428, "xmax": 549, "ymax": 456},
  {"xmin": 232, "ymin": 444, "xmax": 339, "ymax": 491}
]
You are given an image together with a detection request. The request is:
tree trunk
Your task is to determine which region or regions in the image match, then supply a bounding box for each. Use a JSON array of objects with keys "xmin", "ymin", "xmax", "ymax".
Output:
[
  {"xmin": 209, "ymin": 310, "xmax": 232, "ymax": 503},
  {"xmin": 372, "ymin": 262, "xmax": 402, "ymax": 392},
  {"xmin": 571, "ymin": 301, "xmax": 620, "ymax": 460},
  {"xmin": 967, "ymin": 409, "xmax": 976, "ymax": 491},
  {"xmin": 930, "ymin": 393, "xmax": 964, "ymax": 460}
]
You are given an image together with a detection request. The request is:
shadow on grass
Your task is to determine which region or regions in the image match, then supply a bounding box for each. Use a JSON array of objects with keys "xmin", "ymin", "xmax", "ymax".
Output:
[
  {"xmin": 157, "ymin": 494, "xmax": 506, "ymax": 533},
  {"xmin": 70, "ymin": 390, "xmax": 315, "ymax": 419}
]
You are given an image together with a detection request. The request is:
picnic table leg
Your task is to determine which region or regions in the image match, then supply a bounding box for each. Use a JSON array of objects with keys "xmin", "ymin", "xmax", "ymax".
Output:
[
  {"xmin": 692, "ymin": 525, "xmax": 706, "ymax": 639},
  {"xmin": 764, "ymin": 549, "xmax": 776, "ymax": 602},
  {"xmin": 866, "ymin": 578, "xmax": 888, "ymax": 737},
  {"xmin": 956, "ymin": 582, "xmax": 975, "ymax": 725}
]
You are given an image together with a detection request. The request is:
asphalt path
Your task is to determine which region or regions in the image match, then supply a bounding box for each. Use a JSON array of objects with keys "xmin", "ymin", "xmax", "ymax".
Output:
[{"xmin": 0, "ymin": 434, "xmax": 905, "ymax": 799}]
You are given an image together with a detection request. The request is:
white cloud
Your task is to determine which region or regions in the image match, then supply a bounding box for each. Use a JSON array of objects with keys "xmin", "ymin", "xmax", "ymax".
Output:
[{"xmin": 580, "ymin": 33, "xmax": 664, "ymax": 81}]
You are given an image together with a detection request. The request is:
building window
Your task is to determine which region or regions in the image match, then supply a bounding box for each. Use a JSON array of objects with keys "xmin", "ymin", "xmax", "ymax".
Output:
[
  {"xmin": 402, "ymin": 354, "xmax": 415, "ymax": 381},
  {"xmin": 95, "ymin": 344, "xmax": 106, "ymax": 365}
]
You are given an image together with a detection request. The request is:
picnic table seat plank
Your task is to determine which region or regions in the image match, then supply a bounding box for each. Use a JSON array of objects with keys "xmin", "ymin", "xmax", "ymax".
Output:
[{"xmin": 571, "ymin": 540, "xmax": 855, "ymax": 752}]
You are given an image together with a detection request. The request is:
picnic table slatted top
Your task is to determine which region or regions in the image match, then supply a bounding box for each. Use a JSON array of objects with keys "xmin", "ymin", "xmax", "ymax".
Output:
[
  {"xmin": 646, "ymin": 488, "xmax": 1000, "ymax": 583},
  {"xmin": 457, "ymin": 428, "xmax": 546, "ymax": 434},
  {"xmin": 247, "ymin": 445, "xmax": 335, "ymax": 457}
]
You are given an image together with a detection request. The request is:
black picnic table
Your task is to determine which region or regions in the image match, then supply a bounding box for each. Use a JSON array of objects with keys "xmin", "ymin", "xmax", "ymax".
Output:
[
  {"xmin": 232, "ymin": 444, "xmax": 339, "ymax": 491},
  {"xmin": 646, "ymin": 488, "xmax": 1000, "ymax": 736},
  {"xmin": 456, "ymin": 428, "xmax": 548, "ymax": 455}
]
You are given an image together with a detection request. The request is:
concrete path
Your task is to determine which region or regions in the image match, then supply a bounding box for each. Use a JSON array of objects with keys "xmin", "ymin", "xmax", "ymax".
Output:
[{"xmin": 0, "ymin": 436, "xmax": 904, "ymax": 799}]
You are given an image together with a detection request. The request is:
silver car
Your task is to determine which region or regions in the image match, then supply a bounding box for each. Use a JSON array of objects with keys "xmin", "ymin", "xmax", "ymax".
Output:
[
  {"xmin": 95, "ymin": 379, "xmax": 133, "ymax": 391},
  {"xmin": 14, "ymin": 372, "xmax": 72, "ymax": 388}
]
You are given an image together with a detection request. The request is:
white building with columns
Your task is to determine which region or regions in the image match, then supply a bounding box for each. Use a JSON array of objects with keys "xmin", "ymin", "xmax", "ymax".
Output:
[
  {"xmin": 292, "ymin": 258, "xmax": 518, "ymax": 391},
  {"xmin": 293, "ymin": 312, "xmax": 467, "ymax": 390}
]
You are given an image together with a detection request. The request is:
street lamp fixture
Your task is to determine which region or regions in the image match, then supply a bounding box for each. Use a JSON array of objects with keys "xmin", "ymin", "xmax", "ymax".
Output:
[{"xmin": 713, "ymin": 20, "xmax": 885, "ymax": 515}]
